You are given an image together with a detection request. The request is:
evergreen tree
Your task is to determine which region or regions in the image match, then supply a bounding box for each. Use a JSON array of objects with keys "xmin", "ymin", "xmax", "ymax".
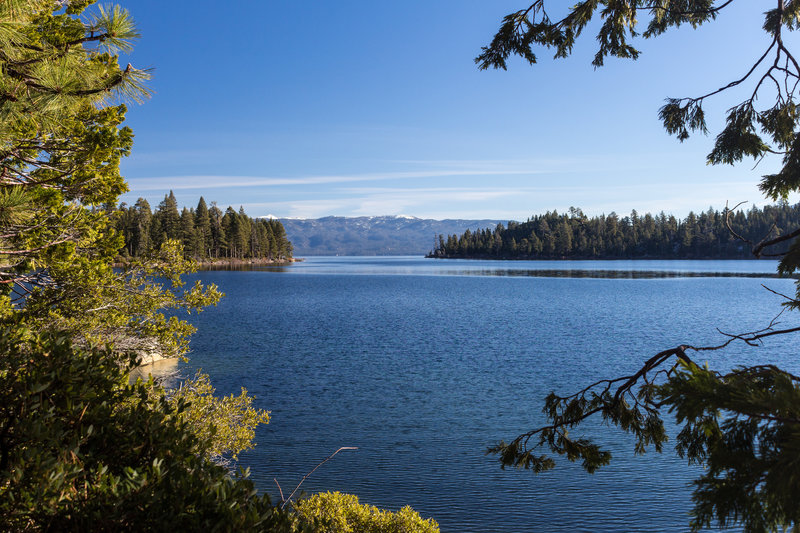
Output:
[
  {"xmin": 236, "ymin": 206, "xmax": 251, "ymax": 259},
  {"xmin": 479, "ymin": 2, "xmax": 800, "ymax": 530},
  {"xmin": 0, "ymin": 0, "xmax": 220, "ymax": 355},
  {"xmin": 431, "ymin": 203, "xmax": 800, "ymax": 260},
  {"xmin": 222, "ymin": 206, "xmax": 238, "ymax": 258},
  {"xmin": 194, "ymin": 197, "xmax": 212, "ymax": 258},
  {"xmin": 0, "ymin": 2, "xmax": 293, "ymax": 529},
  {"xmin": 132, "ymin": 197, "xmax": 153, "ymax": 256},
  {"xmin": 209, "ymin": 202, "xmax": 225, "ymax": 258},
  {"xmin": 109, "ymin": 198, "xmax": 293, "ymax": 263},
  {"xmin": 180, "ymin": 207, "xmax": 196, "ymax": 257},
  {"xmin": 158, "ymin": 190, "xmax": 181, "ymax": 241}
]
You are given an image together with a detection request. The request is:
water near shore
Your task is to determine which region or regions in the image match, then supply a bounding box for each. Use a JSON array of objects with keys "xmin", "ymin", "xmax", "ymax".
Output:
[{"xmin": 168, "ymin": 257, "xmax": 795, "ymax": 532}]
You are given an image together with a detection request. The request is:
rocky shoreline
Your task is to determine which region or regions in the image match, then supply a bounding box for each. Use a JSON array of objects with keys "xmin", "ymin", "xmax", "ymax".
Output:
[{"xmin": 196, "ymin": 257, "xmax": 300, "ymax": 268}]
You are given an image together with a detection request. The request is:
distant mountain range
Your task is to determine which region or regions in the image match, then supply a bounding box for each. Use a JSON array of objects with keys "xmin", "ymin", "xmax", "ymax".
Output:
[{"xmin": 278, "ymin": 216, "xmax": 504, "ymax": 256}]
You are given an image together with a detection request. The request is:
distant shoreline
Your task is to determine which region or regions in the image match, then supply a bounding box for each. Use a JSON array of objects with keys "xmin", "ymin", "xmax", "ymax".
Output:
[
  {"xmin": 114, "ymin": 257, "xmax": 301, "ymax": 269},
  {"xmin": 197, "ymin": 257, "xmax": 300, "ymax": 266},
  {"xmin": 425, "ymin": 254, "xmax": 774, "ymax": 261},
  {"xmin": 195, "ymin": 257, "xmax": 301, "ymax": 270}
]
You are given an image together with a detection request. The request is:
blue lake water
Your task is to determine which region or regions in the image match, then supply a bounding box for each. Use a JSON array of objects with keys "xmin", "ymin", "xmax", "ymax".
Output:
[{"xmin": 170, "ymin": 257, "xmax": 798, "ymax": 532}]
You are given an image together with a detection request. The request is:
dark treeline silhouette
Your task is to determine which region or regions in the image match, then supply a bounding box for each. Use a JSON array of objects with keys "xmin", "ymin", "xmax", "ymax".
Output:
[
  {"xmin": 114, "ymin": 191, "xmax": 293, "ymax": 261},
  {"xmin": 430, "ymin": 203, "xmax": 800, "ymax": 259}
]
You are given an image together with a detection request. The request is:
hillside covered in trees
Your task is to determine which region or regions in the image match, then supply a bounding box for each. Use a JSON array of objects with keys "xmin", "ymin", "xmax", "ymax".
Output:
[
  {"xmin": 115, "ymin": 192, "xmax": 293, "ymax": 262},
  {"xmin": 430, "ymin": 203, "xmax": 800, "ymax": 259}
]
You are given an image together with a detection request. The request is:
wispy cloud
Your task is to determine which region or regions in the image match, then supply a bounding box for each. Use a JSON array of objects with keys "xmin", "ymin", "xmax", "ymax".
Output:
[
  {"xmin": 126, "ymin": 169, "xmax": 540, "ymax": 192},
  {"xmin": 233, "ymin": 180, "xmax": 781, "ymax": 220},
  {"xmin": 122, "ymin": 169, "xmax": 788, "ymax": 221},
  {"xmin": 234, "ymin": 188, "xmax": 516, "ymax": 218}
]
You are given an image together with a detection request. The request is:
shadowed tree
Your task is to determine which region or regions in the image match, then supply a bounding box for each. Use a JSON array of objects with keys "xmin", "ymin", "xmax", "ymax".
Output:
[{"xmin": 479, "ymin": 2, "xmax": 800, "ymax": 531}]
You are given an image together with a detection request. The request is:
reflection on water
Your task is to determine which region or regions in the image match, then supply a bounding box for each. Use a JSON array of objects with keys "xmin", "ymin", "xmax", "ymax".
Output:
[
  {"xmin": 181, "ymin": 257, "xmax": 797, "ymax": 533},
  {"xmin": 129, "ymin": 357, "xmax": 181, "ymax": 387},
  {"xmin": 440, "ymin": 269, "xmax": 797, "ymax": 279},
  {"xmin": 201, "ymin": 256, "xmax": 788, "ymax": 279},
  {"xmin": 197, "ymin": 264, "xmax": 291, "ymax": 273}
]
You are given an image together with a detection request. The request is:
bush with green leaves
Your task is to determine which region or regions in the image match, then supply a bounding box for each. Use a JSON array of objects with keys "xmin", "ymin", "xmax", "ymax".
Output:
[
  {"xmin": 159, "ymin": 370, "xmax": 271, "ymax": 464},
  {"xmin": 0, "ymin": 327, "xmax": 298, "ymax": 532},
  {"xmin": 293, "ymin": 492, "xmax": 440, "ymax": 533}
]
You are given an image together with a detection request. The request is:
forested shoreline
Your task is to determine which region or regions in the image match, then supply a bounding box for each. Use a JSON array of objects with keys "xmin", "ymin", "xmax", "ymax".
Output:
[
  {"xmin": 429, "ymin": 203, "xmax": 800, "ymax": 260},
  {"xmin": 114, "ymin": 191, "xmax": 293, "ymax": 262}
]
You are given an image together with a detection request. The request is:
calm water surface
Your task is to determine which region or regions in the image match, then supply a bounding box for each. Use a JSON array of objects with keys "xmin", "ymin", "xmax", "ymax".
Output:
[{"xmin": 172, "ymin": 257, "xmax": 797, "ymax": 532}]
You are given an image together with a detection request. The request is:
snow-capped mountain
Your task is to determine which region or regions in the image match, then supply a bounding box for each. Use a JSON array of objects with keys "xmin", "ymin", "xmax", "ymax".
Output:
[{"xmin": 280, "ymin": 215, "xmax": 505, "ymax": 256}]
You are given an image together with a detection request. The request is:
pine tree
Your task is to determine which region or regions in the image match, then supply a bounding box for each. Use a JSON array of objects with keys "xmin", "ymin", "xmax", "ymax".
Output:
[
  {"xmin": 0, "ymin": 3, "xmax": 295, "ymax": 529},
  {"xmin": 158, "ymin": 191, "xmax": 181, "ymax": 240},
  {"xmin": 132, "ymin": 197, "xmax": 153, "ymax": 256},
  {"xmin": 194, "ymin": 197, "xmax": 212, "ymax": 258},
  {"xmin": 179, "ymin": 207, "xmax": 196, "ymax": 257},
  {"xmin": 213, "ymin": 204, "xmax": 227, "ymax": 258},
  {"xmin": 480, "ymin": 2, "xmax": 800, "ymax": 530}
]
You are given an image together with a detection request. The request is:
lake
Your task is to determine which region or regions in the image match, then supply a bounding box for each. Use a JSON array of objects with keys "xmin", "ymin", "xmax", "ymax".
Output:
[{"xmin": 165, "ymin": 257, "xmax": 798, "ymax": 532}]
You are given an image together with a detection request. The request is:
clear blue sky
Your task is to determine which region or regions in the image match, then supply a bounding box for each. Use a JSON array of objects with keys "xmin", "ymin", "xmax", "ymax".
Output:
[{"xmin": 116, "ymin": 1, "xmax": 791, "ymax": 220}]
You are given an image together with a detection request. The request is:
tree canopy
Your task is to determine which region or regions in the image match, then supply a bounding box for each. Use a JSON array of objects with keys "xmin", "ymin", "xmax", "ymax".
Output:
[
  {"xmin": 115, "ymin": 195, "xmax": 293, "ymax": 262},
  {"xmin": 0, "ymin": 2, "xmax": 289, "ymax": 529},
  {"xmin": 0, "ymin": 0, "xmax": 222, "ymax": 357},
  {"xmin": 480, "ymin": 2, "xmax": 800, "ymax": 531},
  {"xmin": 0, "ymin": 3, "xmax": 440, "ymax": 531},
  {"xmin": 431, "ymin": 202, "xmax": 800, "ymax": 260}
]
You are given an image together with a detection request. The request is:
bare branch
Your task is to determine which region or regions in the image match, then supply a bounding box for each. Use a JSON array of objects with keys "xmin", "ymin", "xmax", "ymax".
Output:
[
  {"xmin": 279, "ymin": 446, "xmax": 359, "ymax": 509},
  {"xmin": 497, "ymin": 307, "xmax": 800, "ymax": 464},
  {"xmin": 724, "ymin": 201, "xmax": 752, "ymax": 246},
  {"xmin": 753, "ymin": 226, "xmax": 800, "ymax": 257}
]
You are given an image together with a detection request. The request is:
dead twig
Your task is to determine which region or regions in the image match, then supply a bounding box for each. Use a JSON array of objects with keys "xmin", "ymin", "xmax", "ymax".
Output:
[{"xmin": 278, "ymin": 446, "xmax": 358, "ymax": 509}]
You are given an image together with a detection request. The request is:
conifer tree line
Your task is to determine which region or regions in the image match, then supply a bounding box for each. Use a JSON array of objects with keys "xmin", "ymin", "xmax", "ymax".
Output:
[
  {"xmin": 431, "ymin": 203, "xmax": 800, "ymax": 259},
  {"xmin": 114, "ymin": 191, "xmax": 293, "ymax": 261}
]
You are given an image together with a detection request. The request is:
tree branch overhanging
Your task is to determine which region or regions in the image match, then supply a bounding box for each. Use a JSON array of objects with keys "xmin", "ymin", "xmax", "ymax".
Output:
[{"xmin": 490, "ymin": 306, "xmax": 800, "ymax": 473}]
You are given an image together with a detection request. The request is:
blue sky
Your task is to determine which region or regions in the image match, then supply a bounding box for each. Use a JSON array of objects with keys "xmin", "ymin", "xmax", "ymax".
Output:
[{"xmin": 116, "ymin": 1, "xmax": 791, "ymax": 220}]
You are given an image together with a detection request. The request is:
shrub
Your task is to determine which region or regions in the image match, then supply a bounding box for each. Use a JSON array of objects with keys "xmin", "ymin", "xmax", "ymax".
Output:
[{"xmin": 293, "ymin": 491, "xmax": 440, "ymax": 533}]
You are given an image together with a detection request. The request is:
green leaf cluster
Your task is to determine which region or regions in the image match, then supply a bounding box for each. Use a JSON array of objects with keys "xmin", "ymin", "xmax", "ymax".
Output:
[
  {"xmin": 0, "ymin": 1, "xmax": 221, "ymax": 356},
  {"xmin": 661, "ymin": 362, "xmax": 800, "ymax": 532},
  {"xmin": 158, "ymin": 371, "xmax": 271, "ymax": 463},
  {"xmin": 0, "ymin": 2, "xmax": 291, "ymax": 530},
  {"xmin": 478, "ymin": 1, "xmax": 800, "ymax": 203},
  {"xmin": 292, "ymin": 492, "xmax": 440, "ymax": 533},
  {"xmin": 491, "ymin": 357, "xmax": 800, "ymax": 531},
  {"xmin": 476, "ymin": 1, "xmax": 721, "ymax": 71},
  {"xmin": 0, "ymin": 328, "xmax": 298, "ymax": 532}
]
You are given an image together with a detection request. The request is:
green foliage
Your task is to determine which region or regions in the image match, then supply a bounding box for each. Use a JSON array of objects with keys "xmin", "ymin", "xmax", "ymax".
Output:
[
  {"xmin": 115, "ymin": 194, "xmax": 293, "ymax": 262},
  {"xmin": 478, "ymin": 1, "xmax": 800, "ymax": 203},
  {"xmin": 161, "ymin": 371, "xmax": 271, "ymax": 463},
  {"xmin": 432, "ymin": 203, "xmax": 800, "ymax": 260},
  {"xmin": 476, "ymin": 1, "xmax": 720, "ymax": 71},
  {"xmin": 0, "ymin": 0, "xmax": 149, "ymax": 138},
  {"xmin": 293, "ymin": 492, "xmax": 440, "ymax": 533},
  {"xmin": 660, "ymin": 362, "xmax": 800, "ymax": 532},
  {"xmin": 488, "ymin": 342, "xmax": 800, "ymax": 532},
  {"xmin": 0, "ymin": 0, "xmax": 220, "ymax": 355},
  {"xmin": 480, "ymin": 2, "xmax": 800, "ymax": 531},
  {"xmin": 0, "ymin": 3, "xmax": 433, "ymax": 532},
  {"xmin": 0, "ymin": 327, "xmax": 297, "ymax": 532},
  {"xmin": 0, "ymin": 3, "xmax": 302, "ymax": 531},
  {"xmin": 20, "ymin": 238, "xmax": 223, "ymax": 357}
]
